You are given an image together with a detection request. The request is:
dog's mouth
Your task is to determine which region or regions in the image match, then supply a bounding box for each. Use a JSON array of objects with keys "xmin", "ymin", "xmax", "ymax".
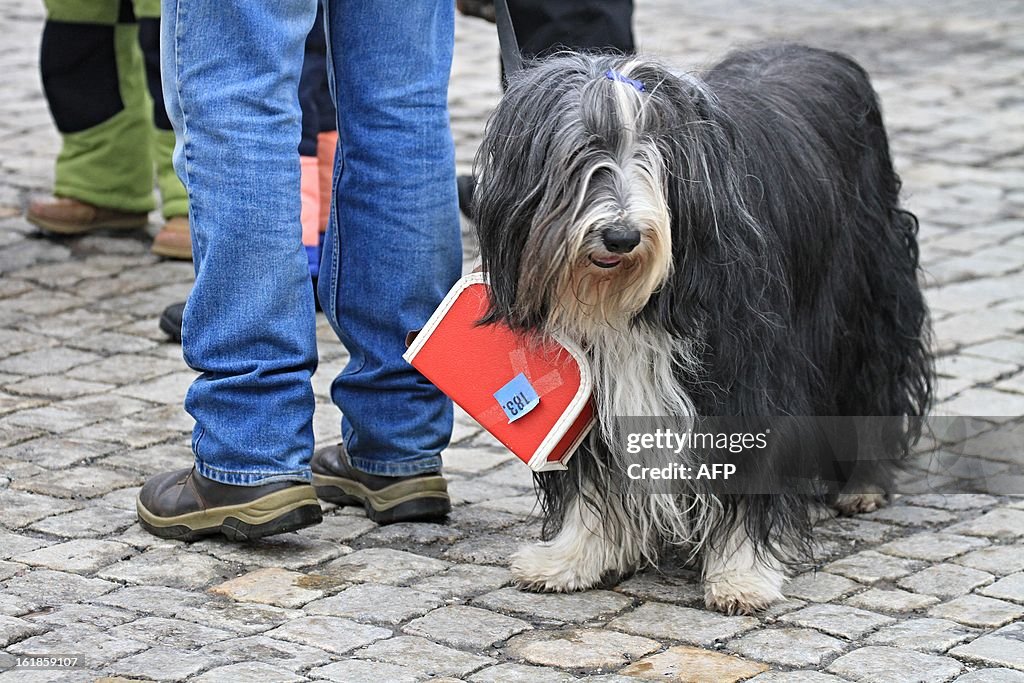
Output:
[{"xmin": 589, "ymin": 255, "xmax": 623, "ymax": 269}]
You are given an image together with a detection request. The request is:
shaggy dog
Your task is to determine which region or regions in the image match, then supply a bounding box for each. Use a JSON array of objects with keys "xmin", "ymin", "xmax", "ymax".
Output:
[{"xmin": 471, "ymin": 43, "xmax": 932, "ymax": 613}]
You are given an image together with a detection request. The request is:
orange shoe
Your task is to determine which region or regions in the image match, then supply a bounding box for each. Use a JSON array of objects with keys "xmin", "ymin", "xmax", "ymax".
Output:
[
  {"xmin": 151, "ymin": 215, "xmax": 192, "ymax": 260},
  {"xmin": 27, "ymin": 196, "xmax": 148, "ymax": 235}
]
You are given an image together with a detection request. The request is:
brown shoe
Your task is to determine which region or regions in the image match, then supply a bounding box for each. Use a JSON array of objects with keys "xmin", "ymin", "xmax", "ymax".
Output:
[
  {"xmin": 136, "ymin": 467, "xmax": 322, "ymax": 541},
  {"xmin": 312, "ymin": 444, "xmax": 450, "ymax": 524},
  {"xmin": 26, "ymin": 196, "xmax": 149, "ymax": 235},
  {"xmin": 151, "ymin": 215, "xmax": 192, "ymax": 260}
]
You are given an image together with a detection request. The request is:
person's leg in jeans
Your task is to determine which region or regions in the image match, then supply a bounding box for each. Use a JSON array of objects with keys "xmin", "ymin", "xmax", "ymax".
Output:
[
  {"xmin": 312, "ymin": 0, "xmax": 462, "ymax": 523},
  {"xmin": 137, "ymin": 0, "xmax": 323, "ymax": 540}
]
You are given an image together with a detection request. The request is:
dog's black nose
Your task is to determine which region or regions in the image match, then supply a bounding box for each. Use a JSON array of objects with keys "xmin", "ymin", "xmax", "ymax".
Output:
[{"xmin": 602, "ymin": 227, "xmax": 641, "ymax": 254}]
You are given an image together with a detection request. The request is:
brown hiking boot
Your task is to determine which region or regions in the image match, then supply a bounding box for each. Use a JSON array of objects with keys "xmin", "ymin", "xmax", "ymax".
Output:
[
  {"xmin": 312, "ymin": 445, "xmax": 450, "ymax": 524},
  {"xmin": 151, "ymin": 215, "xmax": 192, "ymax": 260},
  {"xmin": 137, "ymin": 467, "xmax": 322, "ymax": 541},
  {"xmin": 26, "ymin": 196, "xmax": 148, "ymax": 235}
]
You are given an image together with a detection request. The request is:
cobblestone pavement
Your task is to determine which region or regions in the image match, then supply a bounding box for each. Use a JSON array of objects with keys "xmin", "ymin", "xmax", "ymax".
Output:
[{"xmin": 1, "ymin": 0, "xmax": 1023, "ymax": 681}]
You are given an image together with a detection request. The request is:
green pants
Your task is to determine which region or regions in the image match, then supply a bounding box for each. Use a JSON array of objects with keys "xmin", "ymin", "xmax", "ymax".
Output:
[{"xmin": 42, "ymin": 0, "xmax": 186, "ymax": 218}]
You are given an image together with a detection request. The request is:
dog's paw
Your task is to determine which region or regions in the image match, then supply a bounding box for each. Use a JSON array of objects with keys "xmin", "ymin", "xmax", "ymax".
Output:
[
  {"xmin": 510, "ymin": 542, "xmax": 602, "ymax": 593},
  {"xmin": 704, "ymin": 572, "xmax": 784, "ymax": 615},
  {"xmin": 833, "ymin": 491, "xmax": 887, "ymax": 516}
]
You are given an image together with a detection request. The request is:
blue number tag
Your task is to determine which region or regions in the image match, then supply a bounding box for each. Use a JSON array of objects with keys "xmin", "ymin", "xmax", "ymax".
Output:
[{"xmin": 494, "ymin": 373, "xmax": 540, "ymax": 423}]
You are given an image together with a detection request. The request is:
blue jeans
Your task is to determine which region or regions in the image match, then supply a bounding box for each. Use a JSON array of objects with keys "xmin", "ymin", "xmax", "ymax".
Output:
[{"xmin": 161, "ymin": 0, "xmax": 461, "ymax": 484}]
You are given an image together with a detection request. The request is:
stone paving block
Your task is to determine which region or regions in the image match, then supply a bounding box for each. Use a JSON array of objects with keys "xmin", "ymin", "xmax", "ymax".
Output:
[
  {"xmin": 954, "ymin": 670, "xmax": 1024, "ymax": 683},
  {"xmin": 0, "ymin": 489, "xmax": 81, "ymax": 528},
  {"xmin": 827, "ymin": 645, "xmax": 963, "ymax": 683},
  {"xmin": 955, "ymin": 545, "xmax": 1024, "ymax": 575},
  {"xmin": 173, "ymin": 600, "xmax": 299, "ymax": 636},
  {"xmin": 620, "ymin": 646, "xmax": 768, "ymax": 682},
  {"xmin": 5, "ymin": 569, "xmax": 117, "ymax": 608},
  {"xmin": 819, "ymin": 518, "xmax": 898, "ymax": 544},
  {"xmin": 0, "ymin": 347, "xmax": 101, "ymax": 377},
  {"xmin": 1, "ymin": 435, "xmax": 118, "ymax": 469},
  {"xmin": 304, "ymin": 583, "xmax": 443, "ymax": 625},
  {"xmin": 469, "ymin": 663, "xmax": 579, "ymax": 682},
  {"xmin": 404, "ymin": 605, "xmax": 532, "ymax": 649},
  {"xmin": 897, "ymin": 563, "xmax": 995, "ymax": 599},
  {"xmin": 196, "ymin": 533, "xmax": 347, "ymax": 570},
  {"xmin": 929, "ymin": 595, "xmax": 1024, "ymax": 628},
  {"xmin": 192, "ymin": 662, "xmax": 306, "ymax": 683},
  {"xmin": 948, "ymin": 508, "xmax": 1024, "ymax": 540},
  {"xmin": 612, "ymin": 571, "xmax": 704, "ymax": 606},
  {"xmin": 108, "ymin": 645, "xmax": 223, "ymax": 682},
  {"xmin": 444, "ymin": 534, "xmax": 522, "ymax": 565},
  {"xmin": 409, "ymin": 563, "xmax": 513, "ymax": 598},
  {"xmin": 356, "ymin": 635, "xmax": 495, "ymax": 677},
  {"xmin": 28, "ymin": 604, "xmax": 134, "ymax": 631},
  {"xmin": 476, "ymin": 494, "xmax": 538, "ymax": 517},
  {"xmin": 7, "ymin": 625, "xmax": 147, "ymax": 665},
  {"xmin": 783, "ymin": 572, "xmax": 861, "ymax": 602},
  {"xmin": 863, "ymin": 505, "xmax": 958, "ymax": 526},
  {"xmin": 198, "ymin": 634, "xmax": 332, "ymax": 672},
  {"xmin": 473, "ymin": 586, "xmax": 632, "ymax": 623},
  {"xmin": 505, "ymin": 628, "xmax": 659, "ymax": 670},
  {"xmin": 442, "ymin": 447, "xmax": 515, "ymax": 474},
  {"xmin": 866, "ymin": 618, "xmax": 977, "ymax": 653},
  {"xmin": 0, "ymin": 591, "xmax": 38, "ymax": 618},
  {"xmin": 826, "ymin": 550, "xmax": 924, "ymax": 583},
  {"xmin": 28, "ymin": 505, "xmax": 135, "ymax": 539},
  {"xmin": 978, "ymin": 571, "xmax": 1024, "ymax": 603},
  {"xmin": 209, "ymin": 567, "xmax": 340, "ymax": 609},
  {"xmin": 879, "ymin": 532, "xmax": 990, "ymax": 561},
  {"xmin": 0, "ymin": 614, "xmax": 45, "ymax": 647},
  {"xmin": 11, "ymin": 539, "xmax": 132, "ymax": 574},
  {"xmin": 446, "ymin": 504, "xmax": 523, "ymax": 530},
  {"xmin": 97, "ymin": 546, "xmax": 238, "ymax": 589},
  {"xmin": 361, "ymin": 521, "xmax": 464, "ymax": 546},
  {"xmin": 112, "ymin": 372, "xmax": 196, "ymax": 405},
  {"xmin": 11, "ymin": 464, "xmax": 141, "ymax": 499},
  {"xmin": 845, "ymin": 587, "xmax": 940, "ymax": 613},
  {"xmin": 106, "ymin": 616, "xmax": 234, "ymax": 649},
  {"xmin": 0, "ymin": 528, "xmax": 45, "ymax": 558},
  {"xmin": 4, "ymin": 394, "xmax": 150, "ymax": 434},
  {"xmin": 310, "ymin": 660, "xmax": 421, "ymax": 683},
  {"xmin": 950, "ymin": 622, "xmax": 1024, "ymax": 670},
  {"xmin": 728, "ymin": 628, "xmax": 847, "ymax": 669},
  {"xmin": 6, "ymin": 375, "xmax": 114, "ymax": 400},
  {"xmin": 780, "ymin": 603, "xmax": 896, "ymax": 639},
  {"xmin": 265, "ymin": 615, "xmax": 390, "ymax": 655},
  {"xmin": 94, "ymin": 585, "xmax": 207, "ymax": 617},
  {"xmin": 323, "ymin": 547, "xmax": 449, "ymax": 584},
  {"xmin": 0, "ymin": 560, "xmax": 21, "ymax": 581},
  {"xmin": 747, "ymin": 673, "xmax": 849, "ymax": 683},
  {"xmin": 608, "ymin": 602, "xmax": 757, "ymax": 646}
]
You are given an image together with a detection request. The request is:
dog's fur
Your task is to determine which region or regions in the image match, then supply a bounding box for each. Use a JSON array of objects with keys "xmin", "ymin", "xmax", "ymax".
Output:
[{"xmin": 472, "ymin": 44, "xmax": 932, "ymax": 613}]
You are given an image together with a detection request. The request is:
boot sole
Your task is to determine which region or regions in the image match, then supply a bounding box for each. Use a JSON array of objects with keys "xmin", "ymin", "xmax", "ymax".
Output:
[
  {"xmin": 312, "ymin": 473, "xmax": 450, "ymax": 524},
  {"xmin": 136, "ymin": 485, "xmax": 322, "ymax": 542},
  {"xmin": 27, "ymin": 214, "xmax": 148, "ymax": 235}
]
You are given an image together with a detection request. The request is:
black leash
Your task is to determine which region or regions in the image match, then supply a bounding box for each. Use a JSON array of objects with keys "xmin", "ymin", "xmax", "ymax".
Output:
[{"xmin": 493, "ymin": 0, "xmax": 524, "ymax": 76}]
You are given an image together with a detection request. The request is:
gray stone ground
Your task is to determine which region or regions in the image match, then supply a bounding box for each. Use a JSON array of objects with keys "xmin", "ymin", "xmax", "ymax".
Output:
[{"xmin": 1, "ymin": 0, "xmax": 1023, "ymax": 681}]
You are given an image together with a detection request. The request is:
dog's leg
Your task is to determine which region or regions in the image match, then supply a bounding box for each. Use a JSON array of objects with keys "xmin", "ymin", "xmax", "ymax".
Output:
[
  {"xmin": 702, "ymin": 511, "xmax": 786, "ymax": 615},
  {"xmin": 512, "ymin": 485, "xmax": 642, "ymax": 592}
]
